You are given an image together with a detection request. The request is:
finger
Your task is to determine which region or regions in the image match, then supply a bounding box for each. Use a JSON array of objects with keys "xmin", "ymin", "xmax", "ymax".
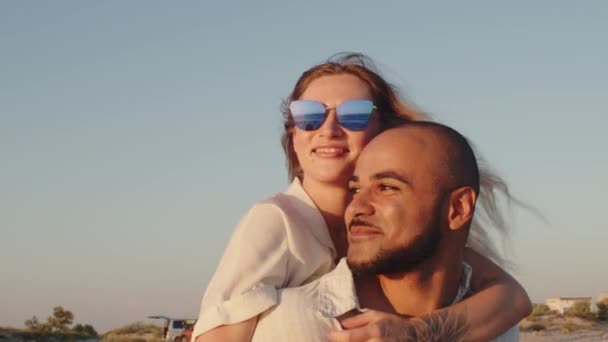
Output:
[
  {"xmin": 340, "ymin": 310, "xmax": 382, "ymax": 329},
  {"xmin": 327, "ymin": 329, "xmax": 352, "ymax": 342},
  {"xmin": 328, "ymin": 325, "xmax": 380, "ymax": 342}
]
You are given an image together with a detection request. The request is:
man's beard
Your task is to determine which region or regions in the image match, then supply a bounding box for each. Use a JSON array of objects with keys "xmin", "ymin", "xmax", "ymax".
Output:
[{"xmin": 348, "ymin": 214, "xmax": 442, "ymax": 276}]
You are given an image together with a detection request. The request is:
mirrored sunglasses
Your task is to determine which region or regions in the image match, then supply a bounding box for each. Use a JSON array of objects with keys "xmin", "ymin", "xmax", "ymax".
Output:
[{"xmin": 289, "ymin": 99, "xmax": 376, "ymax": 131}]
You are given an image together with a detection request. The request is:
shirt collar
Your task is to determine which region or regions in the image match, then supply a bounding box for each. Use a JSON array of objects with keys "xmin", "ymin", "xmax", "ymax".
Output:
[
  {"xmin": 285, "ymin": 178, "xmax": 336, "ymax": 255},
  {"xmin": 315, "ymin": 258, "xmax": 360, "ymax": 317},
  {"xmin": 452, "ymin": 262, "xmax": 473, "ymax": 304},
  {"xmin": 315, "ymin": 258, "xmax": 473, "ymax": 318}
]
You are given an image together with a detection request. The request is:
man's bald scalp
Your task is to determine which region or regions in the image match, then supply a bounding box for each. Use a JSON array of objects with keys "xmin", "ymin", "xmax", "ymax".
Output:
[{"xmin": 389, "ymin": 122, "xmax": 480, "ymax": 195}]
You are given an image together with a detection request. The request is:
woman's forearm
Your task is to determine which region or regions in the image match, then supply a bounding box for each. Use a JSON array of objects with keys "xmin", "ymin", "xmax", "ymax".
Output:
[
  {"xmin": 447, "ymin": 281, "xmax": 530, "ymax": 341},
  {"xmin": 457, "ymin": 248, "xmax": 532, "ymax": 341}
]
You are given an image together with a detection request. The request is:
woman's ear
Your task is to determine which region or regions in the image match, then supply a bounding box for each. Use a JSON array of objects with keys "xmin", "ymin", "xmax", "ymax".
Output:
[{"xmin": 447, "ymin": 187, "xmax": 477, "ymax": 231}]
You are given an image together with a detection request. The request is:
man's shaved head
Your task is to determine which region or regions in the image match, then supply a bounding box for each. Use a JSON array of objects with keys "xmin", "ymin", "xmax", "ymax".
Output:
[{"xmin": 377, "ymin": 122, "xmax": 480, "ymax": 195}]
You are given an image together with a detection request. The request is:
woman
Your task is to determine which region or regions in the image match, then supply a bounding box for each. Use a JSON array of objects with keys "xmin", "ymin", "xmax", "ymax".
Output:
[{"xmin": 194, "ymin": 53, "xmax": 531, "ymax": 341}]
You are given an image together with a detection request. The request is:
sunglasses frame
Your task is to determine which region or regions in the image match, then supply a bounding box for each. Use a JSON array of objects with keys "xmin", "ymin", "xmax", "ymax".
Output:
[{"xmin": 288, "ymin": 99, "xmax": 377, "ymax": 132}]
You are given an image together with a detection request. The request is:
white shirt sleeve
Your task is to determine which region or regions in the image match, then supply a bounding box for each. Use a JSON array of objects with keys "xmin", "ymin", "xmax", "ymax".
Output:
[{"xmin": 192, "ymin": 200, "xmax": 292, "ymax": 338}]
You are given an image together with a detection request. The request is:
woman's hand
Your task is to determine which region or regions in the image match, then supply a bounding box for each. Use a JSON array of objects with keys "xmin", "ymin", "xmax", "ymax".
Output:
[{"xmin": 328, "ymin": 309, "xmax": 469, "ymax": 342}]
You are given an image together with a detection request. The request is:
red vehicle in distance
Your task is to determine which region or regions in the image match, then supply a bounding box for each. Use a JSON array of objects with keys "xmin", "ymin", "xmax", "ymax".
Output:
[{"xmin": 147, "ymin": 315, "xmax": 196, "ymax": 342}]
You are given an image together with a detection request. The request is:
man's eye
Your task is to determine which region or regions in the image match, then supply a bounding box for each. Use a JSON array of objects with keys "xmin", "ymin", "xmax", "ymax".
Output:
[
  {"xmin": 378, "ymin": 184, "xmax": 398, "ymax": 191},
  {"xmin": 348, "ymin": 186, "xmax": 360, "ymax": 194}
]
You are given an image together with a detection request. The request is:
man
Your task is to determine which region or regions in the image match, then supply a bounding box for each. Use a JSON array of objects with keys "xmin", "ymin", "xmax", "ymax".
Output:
[{"xmin": 250, "ymin": 122, "xmax": 519, "ymax": 341}]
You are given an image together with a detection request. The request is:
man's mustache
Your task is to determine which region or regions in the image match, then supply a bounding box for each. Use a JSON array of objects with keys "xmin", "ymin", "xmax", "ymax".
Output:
[{"xmin": 348, "ymin": 217, "xmax": 379, "ymax": 231}]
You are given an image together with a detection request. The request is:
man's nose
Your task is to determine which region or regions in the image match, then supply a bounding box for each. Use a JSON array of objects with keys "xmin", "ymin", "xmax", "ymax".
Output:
[{"xmin": 346, "ymin": 190, "xmax": 375, "ymax": 219}]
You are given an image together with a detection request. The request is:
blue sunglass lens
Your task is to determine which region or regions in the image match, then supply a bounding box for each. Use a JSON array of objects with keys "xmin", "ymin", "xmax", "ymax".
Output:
[
  {"xmin": 289, "ymin": 100, "xmax": 327, "ymax": 131},
  {"xmin": 289, "ymin": 100, "xmax": 374, "ymax": 131},
  {"xmin": 336, "ymin": 100, "xmax": 374, "ymax": 131}
]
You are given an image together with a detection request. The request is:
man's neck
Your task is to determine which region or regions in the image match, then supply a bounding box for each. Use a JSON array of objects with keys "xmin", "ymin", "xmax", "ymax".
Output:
[{"xmin": 356, "ymin": 253, "xmax": 464, "ymax": 317}]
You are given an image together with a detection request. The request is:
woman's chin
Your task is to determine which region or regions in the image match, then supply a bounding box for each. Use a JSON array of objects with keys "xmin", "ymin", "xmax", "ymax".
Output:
[{"xmin": 307, "ymin": 170, "xmax": 353, "ymax": 187}]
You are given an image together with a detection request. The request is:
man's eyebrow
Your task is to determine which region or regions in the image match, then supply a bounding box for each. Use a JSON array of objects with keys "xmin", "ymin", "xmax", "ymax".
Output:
[
  {"xmin": 349, "ymin": 175, "xmax": 359, "ymax": 183},
  {"xmin": 372, "ymin": 171, "xmax": 410, "ymax": 185}
]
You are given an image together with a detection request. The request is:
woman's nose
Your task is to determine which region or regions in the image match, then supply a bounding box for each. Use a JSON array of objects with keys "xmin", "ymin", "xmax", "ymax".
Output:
[{"xmin": 317, "ymin": 110, "xmax": 344, "ymax": 138}]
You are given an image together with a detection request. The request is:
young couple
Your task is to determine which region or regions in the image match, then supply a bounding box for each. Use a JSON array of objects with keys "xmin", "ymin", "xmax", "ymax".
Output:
[{"xmin": 193, "ymin": 53, "xmax": 531, "ymax": 341}]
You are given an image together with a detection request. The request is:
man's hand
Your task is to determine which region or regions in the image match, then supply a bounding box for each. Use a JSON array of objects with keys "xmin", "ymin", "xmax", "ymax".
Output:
[{"xmin": 327, "ymin": 309, "xmax": 469, "ymax": 342}]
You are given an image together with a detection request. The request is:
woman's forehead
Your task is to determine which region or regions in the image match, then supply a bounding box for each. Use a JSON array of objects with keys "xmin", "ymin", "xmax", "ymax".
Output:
[{"xmin": 298, "ymin": 74, "xmax": 373, "ymax": 105}]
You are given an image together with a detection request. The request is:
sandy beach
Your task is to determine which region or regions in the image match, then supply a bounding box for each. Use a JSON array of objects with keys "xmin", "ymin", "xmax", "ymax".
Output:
[{"xmin": 521, "ymin": 330, "xmax": 608, "ymax": 341}]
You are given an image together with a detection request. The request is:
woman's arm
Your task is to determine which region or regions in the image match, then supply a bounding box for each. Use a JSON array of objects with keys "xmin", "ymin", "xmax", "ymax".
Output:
[
  {"xmin": 329, "ymin": 249, "xmax": 530, "ymax": 342},
  {"xmin": 455, "ymin": 247, "xmax": 532, "ymax": 341},
  {"xmin": 195, "ymin": 317, "xmax": 258, "ymax": 342},
  {"xmin": 192, "ymin": 202, "xmax": 292, "ymax": 341}
]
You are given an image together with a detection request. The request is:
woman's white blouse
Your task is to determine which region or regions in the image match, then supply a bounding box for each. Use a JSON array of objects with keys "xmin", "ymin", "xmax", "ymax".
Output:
[{"xmin": 192, "ymin": 178, "xmax": 337, "ymax": 338}]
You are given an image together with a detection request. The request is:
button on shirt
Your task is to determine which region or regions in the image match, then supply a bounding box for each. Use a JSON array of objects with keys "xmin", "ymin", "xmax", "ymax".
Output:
[{"xmin": 252, "ymin": 258, "xmax": 520, "ymax": 342}]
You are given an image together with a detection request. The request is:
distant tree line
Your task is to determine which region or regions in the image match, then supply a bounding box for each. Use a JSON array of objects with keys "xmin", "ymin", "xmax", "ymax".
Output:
[
  {"xmin": 530, "ymin": 298, "xmax": 608, "ymax": 321},
  {"xmin": 522, "ymin": 299, "xmax": 608, "ymax": 333},
  {"xmin": 20, "ymin": 306, "xmax": 98, "ymax": 341}
]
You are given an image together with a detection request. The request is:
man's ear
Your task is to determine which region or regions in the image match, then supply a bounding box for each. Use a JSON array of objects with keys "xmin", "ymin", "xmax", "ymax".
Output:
[{"xmin": 447, "ymin": 187, "xmax": 477, "ymax": 231}]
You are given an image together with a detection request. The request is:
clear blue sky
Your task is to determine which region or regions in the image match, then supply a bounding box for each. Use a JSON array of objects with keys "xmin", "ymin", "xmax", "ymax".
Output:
[{"xmin": 1, "ymin": 0, "xmax": 606, "ymax": 333}]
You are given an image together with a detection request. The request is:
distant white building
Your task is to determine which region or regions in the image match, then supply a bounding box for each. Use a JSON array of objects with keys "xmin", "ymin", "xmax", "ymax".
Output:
[{"xmin": 545, "ymin": 297, "xmax": 592, "ymax": 314}]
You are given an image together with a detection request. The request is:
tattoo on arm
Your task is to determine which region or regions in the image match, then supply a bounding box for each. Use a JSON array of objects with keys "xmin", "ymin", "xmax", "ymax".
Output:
[{"xmin": 400, "ymin": 308, "xmax": 469, "ymax": 342}]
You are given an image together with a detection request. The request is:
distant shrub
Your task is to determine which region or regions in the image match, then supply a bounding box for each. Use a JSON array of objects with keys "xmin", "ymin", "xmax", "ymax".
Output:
[
  {"xmin": 74, "ymin": 323, "xmax": 98, "ymax": 337},
  {"xmin": 1, "ymin": 329, "xmax": 93, "ymax": 341},
  {"xmin": 597, "ymin": 301, "xmax": 608, "ymax": 321},
  {"xmin": 530, "ymin": 304, "xmax": 554, "ymax": 317},
  {"xmin": 560, "ymin": 322, "xmax": 583, "ymax": 334},
  {"xmin": 110, "ymin": 322, "xmax": 161, "ymax": 335},
  {"xmin": 520, "ymin": 323, "xmax": 547, "ymax": 332},
  {"xmin": 103, "ymin": 335, "xmax": 164, "ymax": 342},
  {"xmin": 101, "ymin": 322, "xmax": 163, "ymax": 342},
  {"xmin": 565, "ymin": 301, "xmax": 594, "ymax": 320}
]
